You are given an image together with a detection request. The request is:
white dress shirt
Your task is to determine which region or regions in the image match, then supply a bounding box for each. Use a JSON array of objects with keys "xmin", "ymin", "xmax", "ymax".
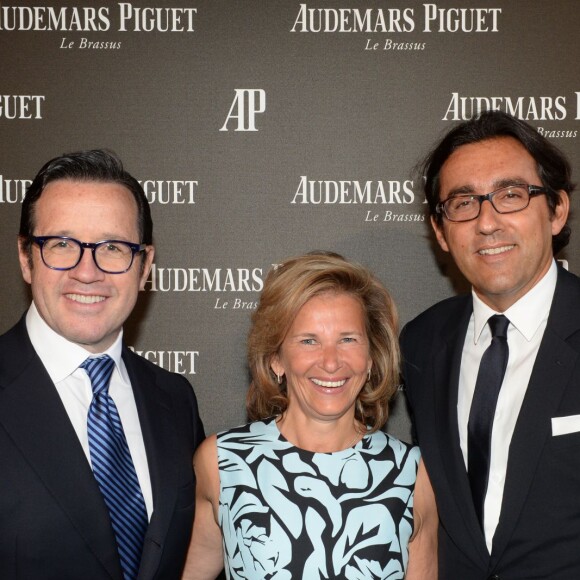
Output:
[
  {"xmin": 458, "ymin": 260, "xmax": 557, "ymax": 552},
  {"xmin": 26, "ymin": 303, "xmax": 153, "ymax": 519}
]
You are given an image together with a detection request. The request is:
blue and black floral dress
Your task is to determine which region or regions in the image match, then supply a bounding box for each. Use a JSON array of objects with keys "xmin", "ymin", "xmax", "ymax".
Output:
[{"xmin": 217, "ymin": 417, "xmax": 420, "ymax": 579}]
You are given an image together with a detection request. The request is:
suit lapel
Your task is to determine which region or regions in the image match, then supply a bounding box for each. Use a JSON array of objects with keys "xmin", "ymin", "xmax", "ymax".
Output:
[
  {"xmin": 491, "ymin": 267, "xmax": 580, "ymax": 563},
  {"xmin": 123, "ymin": 349, "xmax": 180, "ymax": 580},
  {"xmin": 432, "ymin": 300, "xmax": 491, "ymax": 565},
  {"xmin": 0, "ymin": 320, "xmax": 122, "ymax": 579}
]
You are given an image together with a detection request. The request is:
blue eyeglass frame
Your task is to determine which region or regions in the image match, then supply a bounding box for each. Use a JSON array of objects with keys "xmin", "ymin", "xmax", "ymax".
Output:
[{"xmin": 30, "ymin": 235, "xmax": 146, "ymax": 274}]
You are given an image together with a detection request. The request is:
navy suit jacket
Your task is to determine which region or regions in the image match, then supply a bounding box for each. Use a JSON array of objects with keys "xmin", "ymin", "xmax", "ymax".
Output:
[
  {"xmin": 401, "ymin": 266, "xmax": 580, "ymax": 579},
  {"xmin": 0, "ymin": 315, "xmax": 205, "ymax": 579}
]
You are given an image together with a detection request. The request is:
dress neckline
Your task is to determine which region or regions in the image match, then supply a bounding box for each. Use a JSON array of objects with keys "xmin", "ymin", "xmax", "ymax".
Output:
[{"xmin": 269, "ymin": 416, "xmax": 369, "ymax": 455}]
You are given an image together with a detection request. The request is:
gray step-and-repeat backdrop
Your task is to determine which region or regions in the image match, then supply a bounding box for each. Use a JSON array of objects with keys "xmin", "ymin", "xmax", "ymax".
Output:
[{"xmin": 1, "ymin": 0, "xmax": 578, "ymax": 442}]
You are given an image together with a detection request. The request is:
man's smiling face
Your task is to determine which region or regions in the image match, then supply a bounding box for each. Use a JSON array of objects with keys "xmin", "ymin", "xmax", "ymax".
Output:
[{"xmin": 432, "ymin": 136, "xmax": 568, "ymax": 312}]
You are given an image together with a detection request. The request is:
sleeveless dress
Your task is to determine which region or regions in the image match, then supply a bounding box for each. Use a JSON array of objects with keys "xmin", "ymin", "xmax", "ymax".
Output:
[{"xmin": 216, "ymin": 417, "xmax": 420, "ymax": 579}]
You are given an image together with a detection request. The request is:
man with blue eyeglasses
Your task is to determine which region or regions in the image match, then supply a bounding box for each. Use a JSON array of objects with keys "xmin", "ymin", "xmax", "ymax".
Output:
[
  {"xmin": 401, "ymin": 111, "xmax": 579, "ymax": 579},
  {"xmin": 0, "ymin": 150, "xmax": 204, "ymax": 579}
]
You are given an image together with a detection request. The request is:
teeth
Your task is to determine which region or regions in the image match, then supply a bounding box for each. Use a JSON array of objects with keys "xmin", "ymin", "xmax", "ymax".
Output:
[
  {"xmin": 479, "ymin": 245, "xmax": 514, "ymax": 256},
  {"xmin": 66, "ymin": 294, "xmax": 106, "ymax": 304},
  {"xmin": 312, "ymin": 378, "xmax": 346, "ymax": 388}
]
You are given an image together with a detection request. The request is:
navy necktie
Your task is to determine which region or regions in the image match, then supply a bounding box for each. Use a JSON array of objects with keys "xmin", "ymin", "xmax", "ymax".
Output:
[
  {"xmin": 82, "ymin": 355, "xmax": 148, "ymax": 580},
  {"xmin": 467, "ymin": 314, "xmax": 510, "ymax": 529}
]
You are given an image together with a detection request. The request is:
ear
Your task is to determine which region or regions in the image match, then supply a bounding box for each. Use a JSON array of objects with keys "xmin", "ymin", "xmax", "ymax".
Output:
[
  {"xmin": 270, "ymin": 354, "xmax": 284, "ymax": 377},
  {"xmin": 18, "ymin": 237, "xmax": 32, "ymax": 284},
  {"xmin": 431, "ymin": 215, "xmax": 450, "ymax": 253},
  {"xmin": 550, "ymin": 190, "xmax": 570, "ymax": 236},
  {"xmin": 139, "ymin": 245, "xmax": 155, "ymax": 291}
]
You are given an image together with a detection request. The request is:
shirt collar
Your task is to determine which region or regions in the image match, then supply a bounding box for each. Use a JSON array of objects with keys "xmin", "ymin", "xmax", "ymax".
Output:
[
  {"xmin": 26, "ymin": 302, "xmax": 124, "ymax": 383},
  {"xmin": 471, "ymin": 259, "xmax": 557, "ymax": 344}
]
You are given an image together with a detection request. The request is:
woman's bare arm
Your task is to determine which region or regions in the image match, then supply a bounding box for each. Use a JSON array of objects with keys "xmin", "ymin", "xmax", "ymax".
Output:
[
  {"xmin": 181, "ymin": 435, "xmax": 224, "ymax": 579},
  {"xmin": 406, "ymin": 458, "xmax": 438, "ymax": 579}
]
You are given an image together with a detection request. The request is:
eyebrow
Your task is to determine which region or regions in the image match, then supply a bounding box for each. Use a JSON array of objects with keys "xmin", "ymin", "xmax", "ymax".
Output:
[{"xmin": 445, "ymin": 177, "xmax": 530, "ymax": 198}]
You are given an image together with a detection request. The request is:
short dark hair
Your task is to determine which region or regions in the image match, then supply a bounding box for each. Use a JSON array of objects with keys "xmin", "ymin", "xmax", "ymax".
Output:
[
  {"xmin": 20, "ymin": 149, "xmax": 152, "ymax": 253},
  {"xmin": 422, "ymin": 110, "xmax": 574, "ymax": 254},
  {"xmin": 246, "ymin": 251, "xmax": 400, "ymax": 433}
]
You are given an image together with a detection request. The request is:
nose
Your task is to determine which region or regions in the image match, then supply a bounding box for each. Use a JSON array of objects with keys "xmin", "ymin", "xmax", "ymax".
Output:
[
  {"xmin": 476, "ymin": 198, "xmax": 503, "ymax": 234},
  {"xmin": 68, "ymin": 248, "xmax": 106, "ymax": 283},
  {"xmin": 321, "ymin": 343, "xmax": 341, "ymax": 373}
]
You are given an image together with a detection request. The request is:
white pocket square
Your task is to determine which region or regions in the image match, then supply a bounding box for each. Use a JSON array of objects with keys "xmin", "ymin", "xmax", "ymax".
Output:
[{"xmin": 552, "ymin": 415, "xmax": 580, "ymax": 436}]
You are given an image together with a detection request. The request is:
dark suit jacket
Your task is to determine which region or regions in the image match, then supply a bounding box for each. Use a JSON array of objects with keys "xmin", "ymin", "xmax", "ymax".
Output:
[
  {"xmin": 0, "ymin": 315, "xmax": 205, "ymax": 580},
  {"xmin": 401, "ymin": 266, "xmax": 580, "ymax": 580}
]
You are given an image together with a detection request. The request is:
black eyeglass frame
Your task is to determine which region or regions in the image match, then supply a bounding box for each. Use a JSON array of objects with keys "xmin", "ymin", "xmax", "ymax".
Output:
[
  {"xmin": 30, "ymin": 235, "xmax": 146, "ymax": 274},
  {"xmin": 435, "ymin": 184, "xmax": 550, "ymax": 223}
]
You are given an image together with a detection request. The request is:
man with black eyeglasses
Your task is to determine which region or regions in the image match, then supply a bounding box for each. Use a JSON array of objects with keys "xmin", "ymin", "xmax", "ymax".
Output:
[
  {"xmin": 0, "ymin": 150, "xmax": 204, "ymax": 579},
  {"xmin": 401, "ymin": 111, "xmax": 578, "ymax": 579}
]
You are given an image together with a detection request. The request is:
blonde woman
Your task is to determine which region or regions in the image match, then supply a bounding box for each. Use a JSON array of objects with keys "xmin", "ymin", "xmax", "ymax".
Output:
[{"xmin": 183, "ymin": 252, "xmax": 437, "ymax": 579}]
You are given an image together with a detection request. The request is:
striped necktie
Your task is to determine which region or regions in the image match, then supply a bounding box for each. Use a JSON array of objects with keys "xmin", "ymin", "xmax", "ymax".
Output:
[{"xmin": 82, "ymin": 355, "xmax": 148, "ymax": 580}]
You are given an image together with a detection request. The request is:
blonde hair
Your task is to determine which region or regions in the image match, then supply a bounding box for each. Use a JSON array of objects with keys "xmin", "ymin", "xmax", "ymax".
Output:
[{"xmin": 247, "ymin": 252, "xmax": 400, "ymax": 432}]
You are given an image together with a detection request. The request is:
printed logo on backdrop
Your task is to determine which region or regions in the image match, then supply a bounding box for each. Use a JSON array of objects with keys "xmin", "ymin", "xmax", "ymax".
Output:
[
  {"xmin": 0, "ymin": 96, "xmax": 45, "ymax": 120},
  {"xmin": 0, "ymin": 175, "xmax": 198, "ymax": 204},
  {"xmin": 0, "ymin": 3, "xmax": 198, "ymax": 50},
  {"xmin": 128, "ymin": 346, "xmax": 199, "ymax": 377},
  {"xmin": 135, "ymin": 261, "xmax": 279, "ymax": 376},
  {"xmin": 290, "ymin": 4, "xmax": 502, "ymax": 52},
  {"xmin": 442, "ymin": 92, "xmax": 580, "ymax": 139},
  {"xmin": 291, "ymin": 176, "xmax": 426, "ymax": 224},
  {"xmin": 139, "ymin": 179, "xmax": 198, "ymax": 204},
  {"xmin": 145, "ymin": 263, "xmax": 279, "ymax": 310},
  {"xmin": 220, "ymin": 90, "xmax": 267, "ymax": 132},
  {"xmin": 0, "ymin": 176, "xmax": 31, "ymax": 203}
]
